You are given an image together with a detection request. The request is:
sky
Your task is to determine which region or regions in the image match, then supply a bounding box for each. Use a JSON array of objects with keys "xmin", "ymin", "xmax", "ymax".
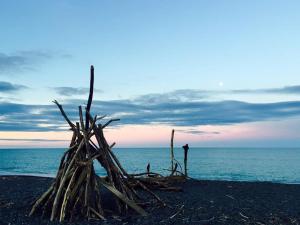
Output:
[{"xmin": 1, "ymin": 0, "xmax": 300, "ymax": 147}]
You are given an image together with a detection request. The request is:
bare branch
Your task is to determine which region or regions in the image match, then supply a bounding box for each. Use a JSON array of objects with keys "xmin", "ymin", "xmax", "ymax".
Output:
[
  {"xmin": 102, "ymin": 119, "xmax": 120, "ymax": 129},
  {"xmin": 53, "ymin": 100, "xmax": 75, "ymax": 130}
]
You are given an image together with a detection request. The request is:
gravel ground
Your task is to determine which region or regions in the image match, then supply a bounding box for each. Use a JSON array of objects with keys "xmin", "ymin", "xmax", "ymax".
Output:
[{"xmin": 1, "ymin": 175, "xmax": 300, "ymax": 225}]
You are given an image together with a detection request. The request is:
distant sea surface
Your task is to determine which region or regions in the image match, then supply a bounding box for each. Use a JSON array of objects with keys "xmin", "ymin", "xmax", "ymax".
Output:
[{"xmin": 1, "ymin": 148, "xmax": 300, "ymax": 184}]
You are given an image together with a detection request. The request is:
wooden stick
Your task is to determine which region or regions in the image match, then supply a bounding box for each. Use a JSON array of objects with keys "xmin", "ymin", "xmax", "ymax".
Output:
[
  {"xmin": 68, "ymin": 169, "xmax": 87, "ymax": 200},
  {"xmin": 93, "ymin": 172, "xmax": 104, "ymax": 216},
  {"xmin": 86, "ymin": 65, "xmax": 94, "ymax": 130},
  {"xmin": 53, "ymin": 100, "xmax": 75, "ymax": 130},
  {"xmin": 169, "ymin": 205, "xmax": 184, "ymax": 219},
  {"xmin": 89, "ymin": 206, "xmax": 105, "ymax": 220},
  {"xmin": 136, "ymin": 180, "xmax": 166, "ymax": 206},
  {"xmin": 184, "ymin": 148, "xmax": 188, "ymax": 177},
  {"xmin": 129, "ymin": 172, "xmax": 163, "ymax": 177},
  {"xmin": 79, "ymin": 106, "xmax": 93, "ymax": 211},
  {"xmin": 29, "ymin": 184, "xmax": 54, "ymax": 216},
  {"xmin": 102, "ymin": 119, "xmax": 120, "ymax": 128},
  {"xmin": 79, "ymin": 106, "xmax": 85, "ymax": 132},
  {"xmin": 170, "ymin": 129, "xmax": 175, "ymax": 172},
  {"xmin": 97, "ymin": 178, "xmax": 147, "ymax": 216},
  {"xmin": 50, "ymin": 140, "xmax": 84, "ymax": 221},
  {"xmin": 59, "ymin": 168, "xmax": 79, "ymax": 222},
  {"xmin": 110, "ymin": 142, "xmax": 116, "ymax": 149},
  {"xmin": 107, "ymin": 145, "xmax": 130, "ymax": 178},
  {"xmin": 70, "ymin": 185, "xmax": 85, "ymax": 221}
]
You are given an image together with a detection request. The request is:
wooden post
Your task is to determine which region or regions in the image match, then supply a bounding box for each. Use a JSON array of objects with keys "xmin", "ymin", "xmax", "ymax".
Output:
[
  {"xmin": 182, "ymin": 144, "xmax": 189, "ymax": 176},
  {"xmin": 170, "ymin": 129, "xmax": 175, "ymax": 172},
  {"xmin": 184, "ymin": 150, "xmax": 188, "ymax": 176}
]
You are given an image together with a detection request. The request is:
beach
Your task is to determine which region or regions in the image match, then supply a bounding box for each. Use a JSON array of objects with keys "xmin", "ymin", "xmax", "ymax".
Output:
[
  {"xmin": 1, "ymin": 176, "xmax": 300, "ymax": 225},
  {"xmin": 1, "ymin": 1, "xmax": 300, "ymax": 224}
]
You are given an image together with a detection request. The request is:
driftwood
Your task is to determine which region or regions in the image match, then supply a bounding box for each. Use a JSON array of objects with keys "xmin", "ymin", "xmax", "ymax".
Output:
[
  {"xmin": 170, "ymin": 129, "xmax": 175, "ymax": 172},
  {"xmin": 168, "ymin": 130, "xmax": 186, "ymax": 177},
  {"xmin": 183, "ymin": 144, "xmax": 189, "ymax": 176},
  {"xmin": 29, "ymin": 66, "xmax": 187, "ymax": 222},
  {"xmin": 29, "ymin": 66, "xmax": 162, "ymax": 221}
]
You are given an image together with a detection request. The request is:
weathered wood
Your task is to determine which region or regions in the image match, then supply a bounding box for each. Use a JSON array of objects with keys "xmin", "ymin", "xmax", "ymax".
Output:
[
  {"xmin": 107, "ymin": 145, "xmax": 130, "ymax": 178},
  {"xmin": 136, "ymin": 180, "xmax": 166, "ymax": 206},
  {"xmin": 59, "ymin": 168, "xmax": 79, "ymax": 222},
  {"xmin": 93, "ymin": 170, "xmax": 104, "ymax": 217},
  {"xmin": 79, "ymin": 106, "xmax": 92, "ymax": 211},
  {"xmin": 170, "ymin": 129, "xmax": 175, "ymax": 172},
  {"xmin": 89, "ymin": 206, "xmax": 105, "ymax": 220},
  {"xmin": 31, "ymin": 65, "xmax": 184, "ymax": 222},
  {"xmin": 97, "ymin": 178, "xmax": 147, "ymax": 216},
  {"xmin": 102, "ymin": 119, "xmax": 120, "ymax": 128},
  {"xmin": 70, "ymin": 185, "xmax": 85, "ymax": 221},
  {"xmin": 53, "ymin": 100, "xmax": 75, "ymax": 130},
  {"xmin": 184, "ymin": 155, "xmax": 188, "ymax": 176},
  {"xmin": 29, "ymin": 184, "xmax": 54, "ymax": 216},
  {"xmin": 85, "ymin": 65, "xmax": 94, "ymax": 130},
  {"xmin": 182, "ymin": 144, "xmax": 189, "ymax": 177},
  {"xmin": 50, "ymin": 140, "xmax": 84, "ymax": 221}
]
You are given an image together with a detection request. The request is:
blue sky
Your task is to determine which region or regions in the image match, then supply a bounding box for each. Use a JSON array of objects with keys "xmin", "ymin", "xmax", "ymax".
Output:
[{"xmin": 1, "ymin": 0, "xmax": 300, "ymax": 147}]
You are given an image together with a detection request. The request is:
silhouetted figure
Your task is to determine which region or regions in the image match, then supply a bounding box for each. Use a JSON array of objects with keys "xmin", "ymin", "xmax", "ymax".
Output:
[
  {"xmin": 146, "ymin": 163, "xmax": 150, "ymax": 176},
  {"xmin": 182, "ymin": 144, "xmax": 189, "ymax": 176}
]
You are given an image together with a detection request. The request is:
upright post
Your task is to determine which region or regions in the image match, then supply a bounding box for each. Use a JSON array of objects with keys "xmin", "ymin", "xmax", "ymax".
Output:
[
  {"xmin": 170, "ymin": 129, "xmax": 175, "ymax": 172},
  {"xmin": 182, "ymin": 144, "xmax": 189, "ymax": 176}
]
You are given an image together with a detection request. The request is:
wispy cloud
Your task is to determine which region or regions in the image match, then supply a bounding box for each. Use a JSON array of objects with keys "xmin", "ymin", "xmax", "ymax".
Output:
[
  {"xmin": 1, "ymin": 95, "xmax": 300, "ymax": 131},
  {"xmin": 142, "ymin": 85, "xmax": 300, "ymax": 101},
  {"xmin": 177, "ymin": 129, "xmax": 220, "ymax": 135},
  {"xmin": 1, "ymin": 84, "xmax": 300, "ymax": 131},
  {"xmin": 0, "ymin": 81, "xmax": 28, "ymax": 93},
  {"xmin": 0, "ymin": 138, "xmax": 68, "ymax": 142},
  {"xmin": 52, "ymin": 87, "xmax": 103, "ymax": 96},
  {"xmin": 0, "ymin": 51, "xmax": 53, "ymax": 74},
  {"xmin": 0, "ymin": 50, "xmax": 71, "ymax": 75},
  {"xmin": 100, "ymin": 99, "xmax": 300, "ymax": 127},
  {"xmin": 232, "ymin": 85, "xmax": 300, "ymax": 94},
  {"xmin": 127, "ymin": 85, "xmax": 300, "ymax": 104},
  {"xmin": 134, "ymin": 89, "xmax": 208, "ymax": 103}
]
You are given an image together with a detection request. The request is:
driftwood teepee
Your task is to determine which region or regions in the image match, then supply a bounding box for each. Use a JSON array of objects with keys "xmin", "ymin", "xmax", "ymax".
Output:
[{"xmin": 29, "ymin": 66, "xmax": 150, "ymax": 221}]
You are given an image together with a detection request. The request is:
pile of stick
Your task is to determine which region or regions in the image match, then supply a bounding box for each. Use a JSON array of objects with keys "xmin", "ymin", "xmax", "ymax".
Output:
[{"xmin": 29, "ymin": 66, "xmax": 161, "ymax": 222}]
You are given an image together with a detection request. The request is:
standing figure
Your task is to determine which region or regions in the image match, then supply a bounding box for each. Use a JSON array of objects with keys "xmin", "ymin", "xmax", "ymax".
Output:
[{"xmin": 146, "ymin": 163, "xmax": 150, "ymax": 176}]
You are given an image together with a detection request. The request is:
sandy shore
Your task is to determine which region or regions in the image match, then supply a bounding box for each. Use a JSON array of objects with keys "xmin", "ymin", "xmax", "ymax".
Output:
[{"xmin": 1, "ymin": 176, "xmax": 300, "ymax": 225}]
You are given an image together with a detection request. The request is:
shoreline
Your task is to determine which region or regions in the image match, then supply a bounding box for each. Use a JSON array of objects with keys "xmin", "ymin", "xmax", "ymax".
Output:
[
  {"xmin": 1, "ymin": 175, "xmax": 300, "ymax": 225},
  {"xmin": 1, "ymin": 173, "xmax": 300, "ymax": 185}
]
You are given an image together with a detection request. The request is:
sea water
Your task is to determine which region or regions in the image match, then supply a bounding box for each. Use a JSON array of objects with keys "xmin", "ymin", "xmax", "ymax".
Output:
[{"xmin": 0, "ymin": 148, "xmax": 300, "ymax": 184}]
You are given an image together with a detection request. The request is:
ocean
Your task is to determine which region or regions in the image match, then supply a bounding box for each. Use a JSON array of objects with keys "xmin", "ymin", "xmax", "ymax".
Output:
[{"xmin": 0, "ymin": 147, "xmax": 300, "ymax": 184}]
